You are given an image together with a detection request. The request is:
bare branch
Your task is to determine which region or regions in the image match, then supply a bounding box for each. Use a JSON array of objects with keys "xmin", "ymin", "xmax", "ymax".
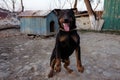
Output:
[
  {"xmin": 58, "ymin": 0, "xmax": 61, "ymax": 8},
  {"xmin": 61, "ymin": 0, "xmax": 67, "ymax": 8},
  {"xmin": 94, "ymin": 0, "xmax": 100, "ymax": 11},
  {"xmin": 74, "ymin": 0, "xmax": 77, "ymax": 8},
  {"xmin": 54, "ymin": 0, "xmax": 59, "ymax": 8},
  {"xmin": 20, "ymin": 0, "xmax": 24, "ymax": 12},
  {"xmin": 67, "ymin": 0, "xmax": 74, "ymax": 8},
  {"xmin": 2, "ymin": 0, "xmax": 11, "ymax": 10}
]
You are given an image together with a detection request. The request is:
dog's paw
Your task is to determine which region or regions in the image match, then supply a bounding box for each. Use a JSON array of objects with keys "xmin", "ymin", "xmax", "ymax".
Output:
[
  {"xmin": 68, "ymin": 69, "xmax": 73, "ymax": 73},
  {"xmin": 78, "ymin": 66, "xmax": 84, "ymax": 73},
  {"xmin": 48, "ymin": 70, "xmax": 54, "ymax": 78},
  {"xmin": 55, "ymin": 65, "xmax": 61, "ymax": 72}
]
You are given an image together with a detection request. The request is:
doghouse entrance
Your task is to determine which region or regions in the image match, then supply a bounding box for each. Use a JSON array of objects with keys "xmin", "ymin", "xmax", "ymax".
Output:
[{"xmin": 50, "ymin": 21, "xmax": 55, "ymax": 32}]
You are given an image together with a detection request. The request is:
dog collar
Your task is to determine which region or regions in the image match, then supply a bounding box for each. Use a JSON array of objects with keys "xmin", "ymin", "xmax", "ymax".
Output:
[{"xmin": 59, "ymin": 28, "xmax": 77, "ymax": 32}]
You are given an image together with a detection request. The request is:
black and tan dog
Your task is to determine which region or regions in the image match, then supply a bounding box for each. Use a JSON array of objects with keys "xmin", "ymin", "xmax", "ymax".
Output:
[{"xmin": 48, "ymin": 9, "xmax": 84, "ymax": 78}]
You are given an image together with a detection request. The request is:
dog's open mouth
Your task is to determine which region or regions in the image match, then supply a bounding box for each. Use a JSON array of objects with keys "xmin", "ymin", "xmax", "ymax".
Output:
[{"xmin": 63, "ymin": 23, "xmax": 70, "ymax": 32}]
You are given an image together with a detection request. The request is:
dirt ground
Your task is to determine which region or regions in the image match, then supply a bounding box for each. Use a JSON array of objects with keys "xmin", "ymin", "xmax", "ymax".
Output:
[{"xmin": 0, "ymin": 28, "xmax": 120, "ymax": 80}]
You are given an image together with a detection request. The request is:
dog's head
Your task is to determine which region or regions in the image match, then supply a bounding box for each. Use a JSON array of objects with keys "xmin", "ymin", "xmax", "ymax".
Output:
[{"xmin": 54, "ymin": 9, "xmax": 76, "ymax": 32}]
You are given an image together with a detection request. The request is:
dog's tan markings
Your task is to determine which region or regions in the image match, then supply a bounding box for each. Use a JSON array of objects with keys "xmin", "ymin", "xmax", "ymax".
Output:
[
  {"xmin": 63, "ymin": 59, "xmax": 73, "ymax": 73},
  {"xmin": 59, "ymin": 18, "xmax": 64, "ymax": 23},
  {"xmin": 48, "ymin": 69, "xmax": 54, "ymax": 78},
  {"xmin": 54, "ymin": 58, "xmax": 61, "ymax": 72},
  {"xmin": 48, "ymin": 59, "xmax": 56, "ymax": 78},
  {"xmin": 71, "ymin": 35, "xmax": 78, "ymax": 43},
  {"xmin": 75, "ymin": 47, "xmax": 84, "ymax": 73},
  {"xmin": 59, "ymin": 36, "xmax": 67, "ymax": 42},
  {"xmin": 51, "ymin": 59, "xmax": 56, "ymax": 69}
]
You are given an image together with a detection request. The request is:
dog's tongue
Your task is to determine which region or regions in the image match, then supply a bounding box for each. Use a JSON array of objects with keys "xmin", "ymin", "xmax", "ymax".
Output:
[{"xmin": 63, "ymin": 23, "xmax": 69, "ymax": 31}]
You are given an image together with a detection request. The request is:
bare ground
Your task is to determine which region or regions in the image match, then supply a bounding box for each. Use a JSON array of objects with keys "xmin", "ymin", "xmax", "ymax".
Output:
[{"xmin": 0, "ymin": 28, "xmax": 120, "ymax": 80}]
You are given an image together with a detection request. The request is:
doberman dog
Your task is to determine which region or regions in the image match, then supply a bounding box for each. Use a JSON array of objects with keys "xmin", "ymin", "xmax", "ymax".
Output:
[{"xmin": 48, "ymin": 9, "xmax": 84, "ymax": 78}]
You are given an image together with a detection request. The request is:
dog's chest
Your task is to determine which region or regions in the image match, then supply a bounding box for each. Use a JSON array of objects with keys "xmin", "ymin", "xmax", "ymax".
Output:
[
  {"xmin": 59, "ymin": 35, "xmax": 77, "ymax": 48},
  {"xmin": 59, "ymin": 35, "xmax": 77, "ymax": 58}
]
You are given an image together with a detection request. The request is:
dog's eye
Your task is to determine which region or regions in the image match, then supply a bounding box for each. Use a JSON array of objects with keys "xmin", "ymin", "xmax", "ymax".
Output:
[
  {"xmin": 68, "ymin": 14, "xmax": 74, "ymax": 17},
  {"xmin": 69, "ymin": 17, "xmax": 73, "ymax": 21}
]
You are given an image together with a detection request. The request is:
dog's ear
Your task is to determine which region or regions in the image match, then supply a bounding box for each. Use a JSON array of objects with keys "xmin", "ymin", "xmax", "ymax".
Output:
[
  {"xmin": 71, "ymin": 8, "xmax": 77, "ymax": 13},
  {"xmin": 53, "ymin": 9, "xmax": 61, "ymax": 16}
]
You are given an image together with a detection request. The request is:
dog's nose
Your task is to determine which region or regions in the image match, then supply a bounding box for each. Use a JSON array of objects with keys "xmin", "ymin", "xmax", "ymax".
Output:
[{"xmin": 64, "ymin": 19, "xmax": 69, "ymax": 23}]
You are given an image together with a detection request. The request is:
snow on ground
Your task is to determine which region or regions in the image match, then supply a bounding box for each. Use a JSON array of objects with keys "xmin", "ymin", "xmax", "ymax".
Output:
[{"xmin": 0, "ymin": 17, "xmax": 20, "ymax": 26}]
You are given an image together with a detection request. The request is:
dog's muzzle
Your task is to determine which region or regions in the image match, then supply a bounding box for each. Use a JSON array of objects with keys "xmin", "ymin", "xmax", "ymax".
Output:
[{"xmin": 63, "ymin": 23, "xmax": 70, "ymax": 32}]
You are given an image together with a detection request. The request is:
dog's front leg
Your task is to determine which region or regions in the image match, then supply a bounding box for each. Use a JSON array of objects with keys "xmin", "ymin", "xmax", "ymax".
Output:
[
  {"xmin": 55, "ymin": 58, "xmax": 61, "ymax": 72},
  {"xmin": 54, "ymin": 44, "xmax": 61, "ymax": 72},
  {"xmin": 75, "ymin": 46, "xmax": 84, "ymax": 73}
]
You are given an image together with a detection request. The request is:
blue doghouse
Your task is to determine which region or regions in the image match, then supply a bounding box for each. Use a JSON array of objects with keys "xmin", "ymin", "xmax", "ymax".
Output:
[{"xmin": 19, "ymin": 10, "xmax": 59, "ymax": 36}]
